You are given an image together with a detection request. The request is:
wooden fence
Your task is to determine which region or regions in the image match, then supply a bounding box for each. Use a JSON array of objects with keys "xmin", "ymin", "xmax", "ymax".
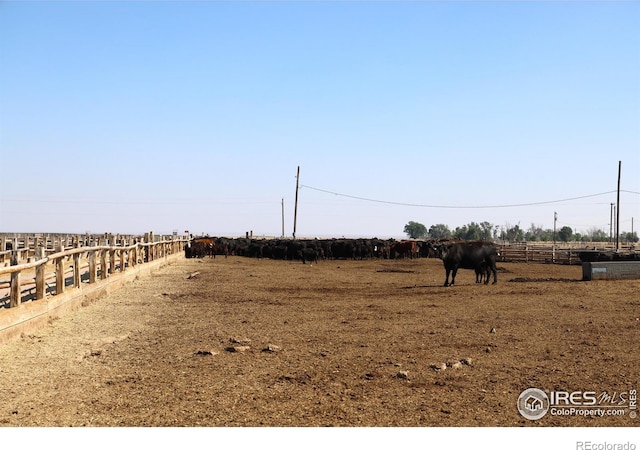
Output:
[
  {"xmin": 0, "ymin": 232, "xmax": 174, "ymax": 266},
  {"xmin": 0, "ymin": 232, "xmax": 188, "ymax": 309},
  {"xmin": 495, "ymin": 242, "xmax": 638, "ymax": 265}
]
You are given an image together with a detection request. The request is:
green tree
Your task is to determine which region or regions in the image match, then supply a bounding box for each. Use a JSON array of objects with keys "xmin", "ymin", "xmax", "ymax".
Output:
[
  {"xmin": 501, "ymin": 223, "xmax": 524, "ymax": 242},
  {"xmin": 404, "ymin": 221, "xmax": 428, "ymax": 239},
  {"xmin": 558, "ymin": 226, "xmax": 573, "ymax": 242},
  {"xmin": 525, "ymin": 224, "xmax": 544, "ymax": 241},
  {"xmin": 586, "ymin": 227, "xmax": 608, "ymax": 242},
  {"xmin": 428, "ymin": 224, "xmax": 451, "ymax": 239},
  {"xmin": 454, "ymin": 222, "xmax": 483, "ymax": 240},
  {"xmin": 479, "ymin": 221, "xmax": 494, "ymax": 240}
]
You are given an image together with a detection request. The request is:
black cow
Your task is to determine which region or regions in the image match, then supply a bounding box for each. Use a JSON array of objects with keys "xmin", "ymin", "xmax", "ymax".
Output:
[
  {"xmin": 475, "ymin": 261, "xmax": 491, "ymax": 284},
  {"xmin": 431, "ymin": 241, "xmax": 498, "ymax": 286},
  {"xmin": 188, "ymin": 240, "xmax": 208, "ymax": 258},
  {"xmin": 301, "ymin": 247, "xmax": 318, "ymax": 264}
]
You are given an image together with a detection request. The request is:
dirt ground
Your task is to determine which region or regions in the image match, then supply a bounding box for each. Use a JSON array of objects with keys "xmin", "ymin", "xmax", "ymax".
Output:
[{"xmin": 0, "ymin": 255, "xmax": 638, "ymax": 427}]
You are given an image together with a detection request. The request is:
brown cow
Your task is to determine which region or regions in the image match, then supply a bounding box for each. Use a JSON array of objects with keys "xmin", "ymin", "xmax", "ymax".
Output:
[
  {"xmin": 188, "ymin": 237, "xmax": 228, "ymax": 259},
  {"xmin": 390, "ymin": 241, "xmax": 418, "ymax": 259}
]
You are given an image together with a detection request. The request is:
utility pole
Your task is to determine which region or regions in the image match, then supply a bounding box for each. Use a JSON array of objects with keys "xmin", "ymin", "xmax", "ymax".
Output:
[
  {"xmin": 553, "ymin": 212, "xmax": 558, "ymax": 263},
  {"xmin": 613, "ymin": 205, "xmax": 617, "ymax": 243},
  {"xmin": 610, "ymin": 203, "xmax": 614, "ymax": 243},
  {"xmin": 293, "ymin": 166, "xmax": 300, "ymax": 240},
  {"xmin": 616, "ymin": 161, "xmax": 621, "ymax": 251}
]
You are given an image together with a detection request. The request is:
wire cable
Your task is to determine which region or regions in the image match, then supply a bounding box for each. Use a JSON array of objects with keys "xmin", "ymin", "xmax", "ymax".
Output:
[{"xmin": 300, "ymin": 185, "xmax": 638, "ymax": 209}]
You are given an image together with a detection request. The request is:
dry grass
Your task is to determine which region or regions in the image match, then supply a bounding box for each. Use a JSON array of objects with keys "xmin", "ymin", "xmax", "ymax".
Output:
[{"xmin": 0, "ymin": 256, "xmax": 638, "ymax": 427}]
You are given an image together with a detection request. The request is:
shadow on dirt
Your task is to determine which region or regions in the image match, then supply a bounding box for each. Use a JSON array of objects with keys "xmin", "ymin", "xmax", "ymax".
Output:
[
  {"xmin": 1, "ymin": 272, "xmax": 93, "ymax": 308},
  {"xmin": 376, "ymin": 269, "xmax": 417, "ymax": 274},
  {"xmin": 399, "ymin": 283, "xmax": 495, "ymax": 289},
  {"xmin": 509, "ymin": 277, "xmax": 581, "ymax": 283}
]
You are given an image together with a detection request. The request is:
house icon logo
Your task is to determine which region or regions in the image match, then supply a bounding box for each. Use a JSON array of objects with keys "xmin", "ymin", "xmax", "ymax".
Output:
[{"xmin": 517, "ymin": 388, "xmax": 550, "ymax": 420}]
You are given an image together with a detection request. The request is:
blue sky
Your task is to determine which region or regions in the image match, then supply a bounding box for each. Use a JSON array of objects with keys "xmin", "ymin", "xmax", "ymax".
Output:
[{"xmin": 1, "ymin": 1, "xmax": 639, "ymax": 238}]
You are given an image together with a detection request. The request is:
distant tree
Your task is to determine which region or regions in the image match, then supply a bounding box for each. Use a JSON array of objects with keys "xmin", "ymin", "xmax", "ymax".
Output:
[
  {"xmin": 404, "ymin": 221, "xmax": 428, "ymax": 239},
  {"xmin": 525, "ymin": 224, "xmax": 544, "ymax": 241},
  {"xmin": 586, "ymin": 227, "xmax": 608, "ymax": 242},
  {"xmin": 428, "ymin": 224, "xmax": 451, "ymax": 239},
  {"xmin": 454, "ymin": 222, "xmax": 483, "ymax": 240},
  {"xmin": 479, "ymin": 221, "xmax": 494, "ymax": 240},
  {"xmin": 453, "ymin": 225, "xmax": 466, "ymax": 240},
  {"xmin": 621, "ymin": 231, "xmax": 639, "ymax": 243},
  {"xmin": 523, "ymin": 224, "xmax": 554, "ymax": 241},
  {"xmin": 501, "ymin": 223, "xmax": 524, "ymax": 242},
  {"xmin": 558, "ymin": 226, "xmax": 573, "ymax": 242}
]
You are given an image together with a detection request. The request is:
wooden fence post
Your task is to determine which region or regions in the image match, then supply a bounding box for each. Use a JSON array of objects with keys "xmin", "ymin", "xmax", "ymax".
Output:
[
  {"xmin": 88, "ymin": 251, "xmax": 96, "ymax": 284},
  {"xmin": 56, "ymin": 245, "xmax": 64, "ymax": 295},
  {"xmin": 55, "ymin": 245, "xmax": 65, "ymax": 295},
  {"xmin": 143, "ymin": 233, "xmax": 149, "ymax": 263},
  {"xmin": 73, "ymin": 252, "xmax": 81, "ymax": 288},
  {"xmin": 100, "ymin": 249, "xmax": 108, "ymax": 280},
  {"xmin": 35, "ymin": 245, "xmax": 45, "ymax": 300},
  {"xmin": 25, "ymin": 235, "xmax": 31, "ymax": 262},
  {"xmin": 109, "ymin": 249, "xmax": 116, "ymax": 275},
  {"xmin": 9, "ymin": 251, "xmax": 21, "ymax": 308},
  {"xmin": 120, "ymin": 249, "xmax": 126, "ymax": 273}
]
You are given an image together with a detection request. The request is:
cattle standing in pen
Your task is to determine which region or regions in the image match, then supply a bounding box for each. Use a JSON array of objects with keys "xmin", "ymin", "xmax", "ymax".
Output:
[
  {"xmin": 475, "ymin": 261, "xmax": 491, "ymax": 284},
  {"xmin": 430, "ymin": 241, "xmax": 498, "ymax": 287},
  {"xmin": 390, "ymin": 240, "xmax": 418, "ymax": 259}
]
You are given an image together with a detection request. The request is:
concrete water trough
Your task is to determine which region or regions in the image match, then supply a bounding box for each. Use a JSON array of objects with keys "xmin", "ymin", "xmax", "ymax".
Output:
[
  {"xmin": 577, "ymin": 250, "xmax": 640, "ymax": 281},
  {"xmin": 581, "ymin": 259, "xmax": 640, "ymax": 281}
]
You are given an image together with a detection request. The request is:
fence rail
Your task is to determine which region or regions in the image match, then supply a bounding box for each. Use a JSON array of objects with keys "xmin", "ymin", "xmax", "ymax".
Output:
[
  {"xmin": 0, "ymin": 232, "xmax": 188, "ymax": 309},
  {"xmin": 0, "ymin": 232, "xmax": 179, "ymax": 266},
  {"xmin": 496, "ymin": 242, "xmax": 638, "ymax": 265}
]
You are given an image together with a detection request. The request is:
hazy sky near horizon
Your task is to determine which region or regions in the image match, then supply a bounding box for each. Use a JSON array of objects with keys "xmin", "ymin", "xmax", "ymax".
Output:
[{"xmin": 1, "ymin": 1, "xmax": 639, "ymax": 238}]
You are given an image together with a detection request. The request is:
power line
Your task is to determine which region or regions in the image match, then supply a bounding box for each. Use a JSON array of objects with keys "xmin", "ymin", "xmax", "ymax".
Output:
[{"xmin": 300, "ymin": 185, "xmax": 638, "ymax": 209}]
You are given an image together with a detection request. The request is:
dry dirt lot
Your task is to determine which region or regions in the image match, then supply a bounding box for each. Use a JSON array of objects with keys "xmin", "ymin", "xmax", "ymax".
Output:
[{"xmin": 0, "ymin": 255, "xmax": 638, "ymax": 427}]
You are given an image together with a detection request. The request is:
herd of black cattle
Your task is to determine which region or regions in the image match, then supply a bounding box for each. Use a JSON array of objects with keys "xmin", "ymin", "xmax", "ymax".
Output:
[
  {"xmin": 185, "ymin": 236, "xmax": 430, "ymax": 261},
  {"xmin": 184, "ymin": 236, "xmax": 499, "ymax": 286}
]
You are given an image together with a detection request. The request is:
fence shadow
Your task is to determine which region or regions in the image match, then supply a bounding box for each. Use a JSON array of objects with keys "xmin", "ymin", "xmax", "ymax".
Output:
[{"xmin": 1, "ymin": 271, "xmax": 95, "ymax": 308}]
